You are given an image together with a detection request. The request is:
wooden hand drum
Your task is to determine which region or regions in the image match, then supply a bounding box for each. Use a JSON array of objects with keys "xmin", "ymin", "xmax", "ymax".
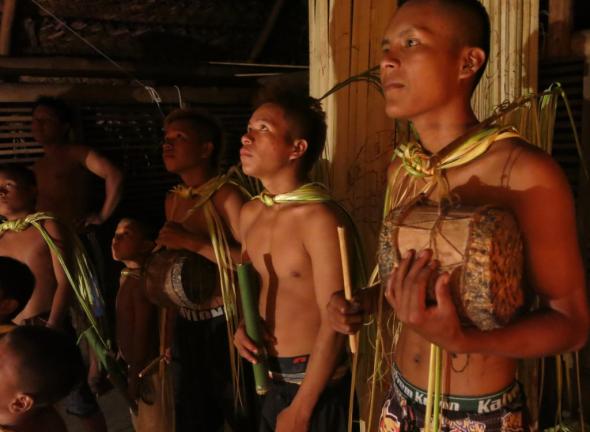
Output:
[
  {"xmin": 378, "ymin": 203, "xmax": 525, "ymax": 330},
  {"xmin": 144, "ymin": 249, "xmax": 219, "ymax": 310}
]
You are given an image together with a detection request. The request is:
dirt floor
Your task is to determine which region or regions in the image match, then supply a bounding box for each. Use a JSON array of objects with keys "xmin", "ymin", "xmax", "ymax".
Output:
[{"xmin": 59, "ymin": 389, "xmax": 133, "ymax": 432}]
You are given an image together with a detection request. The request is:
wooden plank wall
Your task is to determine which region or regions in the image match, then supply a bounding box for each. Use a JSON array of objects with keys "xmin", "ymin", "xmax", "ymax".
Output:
[
  {"xmin": 309, "ymin": 0, "xmax": 396, "ymax": 266},
  {"xmin": 473, "ymin": 0, "xmax": 539, "ymax": 119}
]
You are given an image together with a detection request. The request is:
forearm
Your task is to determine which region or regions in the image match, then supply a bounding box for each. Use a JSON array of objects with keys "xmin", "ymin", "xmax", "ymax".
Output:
[
  {"xmin": 183, "ymin": 234, "xmax": 241, "ymax": 265},
  {"xmin": 99, "ymin": 170, "xmax": 123, "ymax": 221},
  {"xmin": 457, "ymin": 309, "xmax": 587, "ymax": 357},
  {"xmin": 289, "ymin": 324, "xmax": 346, "ymax": 416}
]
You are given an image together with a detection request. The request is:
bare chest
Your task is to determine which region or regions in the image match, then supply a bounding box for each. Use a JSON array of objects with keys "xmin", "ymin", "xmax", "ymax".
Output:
[
  {"xmin": 0, "ymin": 230, "xmax": 54, "ymax": 276},
  {"xmin": 244, "ymin": 208, "xmax": 310, "ymax": 283},
  {"xmin": 168, "ymin": 198, "xmax": 210, "ymax": 237}
]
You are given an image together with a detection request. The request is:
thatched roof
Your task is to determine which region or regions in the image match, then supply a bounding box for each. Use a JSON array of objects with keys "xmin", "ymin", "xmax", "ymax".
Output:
[{"xmin": 12, "ymin": 0, "xmax": 308, "ymax": 65}]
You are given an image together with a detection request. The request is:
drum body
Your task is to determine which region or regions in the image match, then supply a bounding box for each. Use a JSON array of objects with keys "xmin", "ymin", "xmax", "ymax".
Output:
[
  {"xmin": 378, "ymin": 203, "xmax": 525, "ymax": 330},
  {"xmin": 144, "ymin": 249, "xmax": 219, "ymax": 310}
]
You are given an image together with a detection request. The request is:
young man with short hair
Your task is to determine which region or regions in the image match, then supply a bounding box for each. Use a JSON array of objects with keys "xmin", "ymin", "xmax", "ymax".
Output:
[
  {"xmin": 0, "ymin": 165, "xmax": 69, "ymax": 327},
  {"xmin": 234, "ymin": 90, "xmax": 362, "ymax": 432},
  {"xmin": 157, "ymin": 108, "xmax": 248, "ymax": 431},
  {"xmin": 327, "ymin": 1, "xmax": 589, "ymax": 430},
  {"xmin": 32, "ymin": 96, "xmax": 123, "ymax": 229}
]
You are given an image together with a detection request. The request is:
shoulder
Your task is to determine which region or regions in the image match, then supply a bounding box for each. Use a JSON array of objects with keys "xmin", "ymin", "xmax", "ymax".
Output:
[
  {"xmin": 240, "ymin": 199, "xmax": 264, "ymax": 222},
  {"xmin": 212, "ymin": 182, "xmax": 248, "ymax": 207},
  {"xmin": 488, "ymin": 136, "xmax": 569, "ymax": 192},
  {"xmin": 66, "ymin": 144, "xmax": 92, "ymax": 161},
  {"xmin": 39, "ymin": 215, "xmax": 70, "ymax": 236},
  {"xmin": 291, "ymin": 201, "xmax": 342, "ymax": 232}
]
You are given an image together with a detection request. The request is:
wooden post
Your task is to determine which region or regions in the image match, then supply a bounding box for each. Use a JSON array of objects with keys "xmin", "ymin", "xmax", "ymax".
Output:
[
  {"xmin": 309, "ymin": 0, "xmax": 396, "ymax": 267},
  {"xmin": 472, "ymin": 0, "xmax": 539, "ymax": 120},
  {"xmin": 0, "ymin": 0, "xmax": 17, "ymax": 56}
]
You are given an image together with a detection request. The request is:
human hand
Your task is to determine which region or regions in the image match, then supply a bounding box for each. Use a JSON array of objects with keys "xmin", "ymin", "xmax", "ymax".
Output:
[
  {"xmin": 276, "ymin": 405, "xmax": 310, "ymax": 432},
  {"xmin": 384, "ymin": 249, "xmax": 464, "ymax": 351},
  {"xmin": 326, "ymin": 287, "xmax": 376, "ymax": 335},
  {"xmin": 233, "ymin": 320, "xmax": 276, "ymax": 364},
  {"xmin": 156, "ymin": 222, "xmax": 191, "ymax": 250}
]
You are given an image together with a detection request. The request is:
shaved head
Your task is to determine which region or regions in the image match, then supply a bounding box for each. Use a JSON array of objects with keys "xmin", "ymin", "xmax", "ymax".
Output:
[{"xmin": 399, "ymin": 0, "xmax": 490, "ymax": 87}]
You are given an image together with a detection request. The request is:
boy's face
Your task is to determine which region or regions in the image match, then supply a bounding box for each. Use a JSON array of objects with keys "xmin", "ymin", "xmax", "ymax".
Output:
[
  {"xmin": 32, "ymin": 105, "xmax": 69, "ymax": 145},
  {"xmin": 379, "ymin": 0, "xmax": 466, "ymax": 120},
  {"xmin": 111, "ymin": 219, "xmax": 152, "ymax": 262},
  {"xmin": 0, "ymin": 172, "xmax": 36, "ymax": 217},
  {"xmin": 240, "ymin": 103, "xmax": 299, "ymax": 179},
  {"xmin": 162, "ymin": 120, "xmax": 211, "ymax": 175}
]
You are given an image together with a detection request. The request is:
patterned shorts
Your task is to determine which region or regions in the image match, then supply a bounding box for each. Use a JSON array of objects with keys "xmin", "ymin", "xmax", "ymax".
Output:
[{"xmin": 379, "ymin": 367, "xmax": 528, "ymax": 432}]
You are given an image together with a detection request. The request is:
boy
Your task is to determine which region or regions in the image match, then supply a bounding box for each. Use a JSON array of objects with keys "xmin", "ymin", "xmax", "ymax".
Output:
[
  {"xmin": 0, "ymin": 257, "xmax": 35, "ymax": 332},
  {"xmin": 32, "ymin": 96, "xmax": 123, "ymax": 229},
  {"xmin": 234, "ymin": 89, "xmax": 361, "ymax": 432},
  {"xmin": 157, "ymin": 108, "xmax": 247, "ymax": 431},
  {"xmin": 327, "ymin": 1, "xmax": 589, "ymax": 431},
  {"xmin": 0, "ymin": 325, "xmax": 85, "ymax": 432},
  {"xmin": 112, "ymin": 217, "xmax": 163, "ymax": 431},
  {"xmin": 0, "ymin": 165, "xmax": 69, "ymax": 328}
]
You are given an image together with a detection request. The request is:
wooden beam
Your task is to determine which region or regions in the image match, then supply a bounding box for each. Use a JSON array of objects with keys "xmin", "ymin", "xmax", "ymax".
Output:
[
  {"xmin": 0, "ymin": 83, "xmax": 255, "ymax": 105},
  {"xmin": 0, "ymin": 0, "xmax": 17, "ymax": 55},
  {"xmin": 0, "ymin": 56, "xmax": 301, "ymax": 84}
]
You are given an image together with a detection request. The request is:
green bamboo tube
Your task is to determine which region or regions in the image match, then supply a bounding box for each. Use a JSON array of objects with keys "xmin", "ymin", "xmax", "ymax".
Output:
[
  {"xmin": 432, "ymin": 345, "xmax": 442, "ymax": 432},
  {"xmin": 424, "ymin": 343, "xmax": 436, "ymax": 432},
  {"xmin": 237, "ymin": 262, "xmax": 270, "ymax": 395}
]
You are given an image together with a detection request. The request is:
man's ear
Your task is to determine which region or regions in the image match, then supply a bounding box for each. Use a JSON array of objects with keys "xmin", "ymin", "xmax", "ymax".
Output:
[
  {"xmin": 0, "ymin": 299, "xmax": 18, "ymax": 318},
  {"xmin": 459, "ymin": 47, "xmax": 486, "ymax": 81},
  {"xmin": 200, "ymin": 141, "xmax": 214, "ymax": 160},
  {"xmin": 9, "ymin": 393, "xmax": 34, "ymax": 414},
  {"xmin": 289, "ymin": 139, "xmax": 308, "ymax": 162}
]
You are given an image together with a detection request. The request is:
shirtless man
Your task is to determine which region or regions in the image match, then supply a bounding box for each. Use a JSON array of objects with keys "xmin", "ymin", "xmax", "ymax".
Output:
[
  {"xmin": 327, "ymin": 1, "xmax": 589, "ymax": 430},
  {"xmin": 0, "ymin": 326, "xmax": 84, "ymax": 432},
  {"xmin": 0, "ymin": 165, "xmax": 69, "ymax": 328},
  {"xmin": 234, "ymin": 90, "xmax": 357, "ymax": 432},
  {"xmin": 32, "ymin": 96, "xmax": 123, "ymax": 228},
  {"xmin": 156, "ymin": 108, "xmax": 247, "ymax": 431}
]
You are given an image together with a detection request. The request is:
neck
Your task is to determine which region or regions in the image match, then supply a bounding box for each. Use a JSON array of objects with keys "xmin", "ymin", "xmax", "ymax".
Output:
[
  {"xmin": 3, "ymin": 210, "xmax": 33, "ymax": 221},
  {"xmin": 260, "ymin": 170, "xmax": 307, "ymax": 195},
  {"xmin": 179, "ymin": 165, "xmax": 214, "ymax": 188},
  {"xmin": 410, "ymin": 98, "xmax": 479, "ymax": 154},
  {"xmin": 121, "ymin": 258, "xmax": 144, "ymax": 269}
]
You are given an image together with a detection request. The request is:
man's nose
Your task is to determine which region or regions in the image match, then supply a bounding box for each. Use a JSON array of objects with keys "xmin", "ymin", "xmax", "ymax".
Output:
[
  {"xmin": 380, "ymin": 50, "xmax": 400, "ymax": 71},
  {"xmin": 241, "ymin": 133, "xmax": 252, "ymax": 146}
]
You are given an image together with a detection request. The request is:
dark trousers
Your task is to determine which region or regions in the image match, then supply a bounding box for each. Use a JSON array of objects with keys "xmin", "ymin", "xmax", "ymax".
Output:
[
  {"xmin": 172, "ymin": 314, "xmax": 254, "ymax": 431},
  {"xmin": 259, "ymin": 373, "xmax": 358, "ymax": 432}
]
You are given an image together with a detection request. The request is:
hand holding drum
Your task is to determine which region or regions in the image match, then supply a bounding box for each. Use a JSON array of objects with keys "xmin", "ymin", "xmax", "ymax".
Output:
[{"xmin": 378, "ymin": 202, "xmax": 525, "ymax": 331}]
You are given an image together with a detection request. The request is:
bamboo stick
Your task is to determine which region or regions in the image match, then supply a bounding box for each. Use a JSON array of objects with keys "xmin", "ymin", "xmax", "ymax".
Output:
[{"xmin": 337, "ymin": 226, "xmax": 358, "ymax": 354}]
